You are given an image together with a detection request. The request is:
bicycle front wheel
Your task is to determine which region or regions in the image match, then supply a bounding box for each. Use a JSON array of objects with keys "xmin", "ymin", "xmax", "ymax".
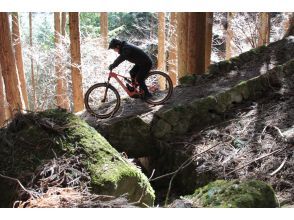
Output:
[
  {"xmin": 144, "ymin": 71, "xmax": 173, "ymax": 105},
  {"xmin": 84, "ymin": 83, "xmax": 120, "ymax": 118}
]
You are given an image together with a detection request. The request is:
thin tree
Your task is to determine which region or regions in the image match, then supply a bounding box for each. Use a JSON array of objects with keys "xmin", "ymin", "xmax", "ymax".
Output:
[
  {"xmin": 61, "ymin": 12, "xmax": 67, "ymax": 36},
  {"xmin": 284, "ymin": 13, "xmax": 294, "ymax": 37},
  {"xmin": 167, "ymin": 12, "xmax": 177, "ymax": 86},
  {"xmin": 0, "ymin": 12, "xmax": 24, "ymax": 116},
  {"xmin": 12, "ymin": 12, "xmax": 29, "ymax": 110},
  {"xmin": 0, "ymin": 65, "xmax": 6, "ymax": 125},
  {"xmin": 69, "ymin": 12, "xmax": 84, "ymax": 112},
  {"xmin": 258, "ymin": 12, "xmax": 270, "ymax": 46},
  {"xmin": 225, "ymin": 12, "xmax": 234, "ymax": 59},
  {"xmin": 157, "ymin": 12, "xmax": 166, "ymax": 89},
  {"xmin": 29, "ymin": 12, "xmax": 37, "ymax": 110},
  {"xmin": 158, "ymin": 12, "xmax": 166, "ymax": 71},
  {"xmin": 205, "ymin": 12, "xmax": 213, "ymax": 71},
  {"xmin": 150, "ymin": 14, "xmax": 154, "ymax": 39},
  {"xmin": 177, "ymin": 12, "xmax": 189, "ymax": 78},
  {"xmin": 100, "ymin": 12, "xmax": 108, "ymax": 49},
  {"xmin": 61, "ymin": 12, "xmax": 70, "ymax": 110},
  {"xmin": 54, "ymin": 12, "xmax": 70, "ymax": 110}
]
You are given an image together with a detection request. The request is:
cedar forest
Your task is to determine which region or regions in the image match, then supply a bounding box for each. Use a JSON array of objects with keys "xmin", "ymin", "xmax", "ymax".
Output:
[{"xmin": 0, "ymin": 12, "xmax": 294, "ymax": 208}]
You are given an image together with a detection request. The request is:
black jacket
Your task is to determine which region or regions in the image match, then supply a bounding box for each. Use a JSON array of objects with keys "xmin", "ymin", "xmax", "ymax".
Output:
[{"xmin": 111, "ymin": 41, "xmax": 152, "ymax": 68}]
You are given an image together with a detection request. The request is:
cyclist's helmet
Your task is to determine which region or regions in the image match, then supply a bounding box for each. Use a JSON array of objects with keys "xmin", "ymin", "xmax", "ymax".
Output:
[{"xmin": 108, "ymin": 39, "xmax": 122, "ymax": 49}]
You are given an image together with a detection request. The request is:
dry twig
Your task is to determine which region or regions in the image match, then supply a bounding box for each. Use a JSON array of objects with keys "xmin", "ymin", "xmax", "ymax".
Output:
[
  {"xmin": 150, "ymin": 142, "xmax": 220, "ymax": 182},
  {"xmin": 270, "ymin": 155, "xmax": 287, "ymax": 176},
  {"xmin": 225, "ymin": 147, "xmax": 287, "ymax": 176},
  {"xmin": 150, "ymin": 142, "xmax": 221, "ymax": 207},
  {"xmin": 0, "ymin": 173, "xmax": 37, "ymax": 199}
]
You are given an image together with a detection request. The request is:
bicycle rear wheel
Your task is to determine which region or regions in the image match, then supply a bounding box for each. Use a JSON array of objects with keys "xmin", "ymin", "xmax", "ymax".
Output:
[
  {"xmin": 144, "ymin": 70, "xmax": 173, "ymax": 105},
  {"xmin": 84, "ymin": 83, "xmax": 120, "ymax": 118}
]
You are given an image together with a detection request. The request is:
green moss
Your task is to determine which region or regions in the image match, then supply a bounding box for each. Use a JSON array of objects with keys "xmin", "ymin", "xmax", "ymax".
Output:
[
  {"xmin": 230, "ymin": 56, "xmax": 241, "ymax": 66},
  {"xmin": 240, "ymin": 51, "xmax": 252, "ymax": 62},
  {"xmin": 186, "ymin": 179, "xmax": 278, "ymax": 208},
  {"xmin": 191, "ymin": 96, "xmax": 217, "ymax": 111},
  {"xmin": 230, "ymin": 81, "xmax": 251, "ymax": 102},
  {"xmin": 208, "ymin": 63, "xmax": 220, "ymax": 75},
  {"xmin": 179, "ymin": 74, "xmax": 196, "ymax": 86},
  {"xmin": 218, "ymin": 60, "xmax": 232, "ymax": 73},
  {"xmin": 251, "ymin": 45, "xmax": 267, "ymax": 54},
  {"xmin": 215, "ymin": 92, "xmax": 232, "ymax": 112}
]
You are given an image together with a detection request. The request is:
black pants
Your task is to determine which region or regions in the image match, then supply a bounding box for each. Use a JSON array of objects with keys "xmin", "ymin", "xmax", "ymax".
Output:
[{"xmin": 129, "ymin": 63, "xmax": 152, "ymax": 95}]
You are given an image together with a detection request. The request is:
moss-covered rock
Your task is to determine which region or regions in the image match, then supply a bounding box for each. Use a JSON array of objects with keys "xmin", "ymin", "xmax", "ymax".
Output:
[
  {"xmin": 99, "ymin": 116, "xmax": 156, "ymax": 158},
  {"xmin": 152, "ymin": 105, "xmax": 195, "ymax": 139},
  {"xmin": 185, "ymin": 179, "xmax": 278, "ymax": 208},
  {"xmin": 151, "ymin": 118, "xmax": 172, "ymax": 139},
  {"xmin": 0, "ymin": 110, "xmax": 155, "ymax": 207},
  {"xmin": 230, "ymin": 56, "xmax": 242, "ymax": 68},
  {"xmin": 218, "ymin": 60, "xmax": 232, "ymax": 73},
  {"xmin": 179, "ymin": 74, "xmax": 196, "ymax": 86},
  {"xmin": 208, "ymin": 63, "xmax": 220, "ymax": 75},
  {"xmin": 238, "ymin": 46, "xmax": 266, "ymax": 63}
]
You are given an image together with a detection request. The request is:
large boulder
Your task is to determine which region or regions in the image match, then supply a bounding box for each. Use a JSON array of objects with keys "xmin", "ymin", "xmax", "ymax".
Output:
[
  {"xmin": 185, "ymin": 179, "xmax": 278, "ymax": 208},
  {"xmin": 0, "ymin": 109, "xmax": 155, "ymax": 207}
]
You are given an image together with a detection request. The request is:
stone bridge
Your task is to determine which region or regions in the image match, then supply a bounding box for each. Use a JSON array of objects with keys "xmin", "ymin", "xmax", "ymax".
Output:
[{"xmin": 82, "ymin": 37, "xmax": 294, "ymax": 159}]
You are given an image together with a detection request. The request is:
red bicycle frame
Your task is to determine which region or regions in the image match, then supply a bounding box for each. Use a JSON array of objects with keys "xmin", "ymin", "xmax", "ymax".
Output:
[{"xmin": 106, "ymin": 71, "xmax": 143, "ymax": 97}]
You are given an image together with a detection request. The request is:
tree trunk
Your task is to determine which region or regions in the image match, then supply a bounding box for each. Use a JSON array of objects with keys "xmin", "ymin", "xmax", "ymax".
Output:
[
  {"xmin": 284, "ymin": 13, "xmax": 294, "ymax": 38},
  {"xmin": 258, "ymin": 12, "xmax": 270, "ymax": 46},
  {"xmin": 0, "ymin": 65, "xmax": 6, "ymax": 125},
  {"xmin": 69, "ymin": 12, "xmax": 84, "ymax": 113},
  {"xmin": 12, "ymin": 12, "xmax": 29, "ymax": 110},
  {"xmin": 0, "ymin": 12, "xmax": 24, "ymax": 116},
  {"xmin": 55, "ymin": 12, "xmax": 70, "ymax": 111},
  {"xmin": 225, "ymin": 12, "xmax": 234, "ymax": 59},
  {"xmin": 205, "ymin": 12, "xmax": 213, "ymax": 71},
  {"xmin": 61, "ymin": 12, "xmax": 67, "ymax": 36},
  {"xmin": 157, "ymin": 12, "xmax": 165, "ymax": 71},
  {"xmin": 150, "ymin": 14, "xmax": 154, "ymax": 39},
  {"xmin": 29, "ymin": 12, "xmax": 37, "ymax": 111},
  {"xmin": 177, "ymin": 12, "xmax": 189, "ymax": 78},
  {"xmin": 186, "ymin": 12, "xmax": 206, "ymax": 75},
  {"xmin": 61, "ymin": 12, "xmax": 70, "ymax": 110},
  {"xmin": 100, "ymin": 12, "xmax": 108, "ymax": 49},
  {"xmin": 186, "ymin": 13, "xmax": 197, "ymax": 74},
  {"xmin": 167, "ymin": 12, "xmax": 177, "ymax": 86}
]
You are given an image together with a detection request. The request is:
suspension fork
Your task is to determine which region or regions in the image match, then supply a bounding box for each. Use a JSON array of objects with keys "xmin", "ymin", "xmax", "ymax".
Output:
[{"xmin": 102, "ymin": 76, "xmax": 111, "ymax": 102}]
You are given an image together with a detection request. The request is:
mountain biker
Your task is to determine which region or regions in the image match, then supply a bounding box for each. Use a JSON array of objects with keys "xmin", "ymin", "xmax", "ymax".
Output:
[{"xmin": 108, "ymin": 39, "xmax": 153, "ymax": 99}]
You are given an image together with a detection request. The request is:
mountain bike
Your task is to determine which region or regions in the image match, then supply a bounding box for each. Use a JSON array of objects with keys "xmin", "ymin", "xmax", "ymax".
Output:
[{"xmin": 84, "ymin": 70, "xmax": 173, "ymax": 118}]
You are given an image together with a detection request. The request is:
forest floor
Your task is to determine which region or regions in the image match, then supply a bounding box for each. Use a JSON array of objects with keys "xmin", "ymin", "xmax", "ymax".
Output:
[{"xmin": 165, "ymin": 89, "xmax": 294, "ymax": 206}]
